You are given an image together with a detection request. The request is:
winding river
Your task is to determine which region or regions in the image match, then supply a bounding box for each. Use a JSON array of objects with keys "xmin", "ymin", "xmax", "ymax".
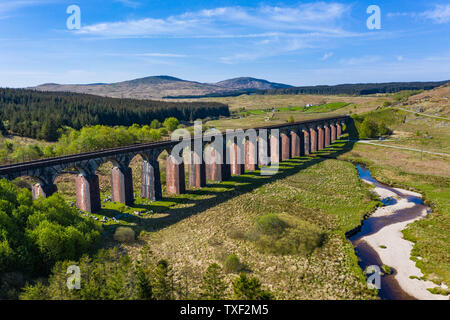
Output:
[{"xmin": 349, "ymin": 165, "xmax": 449, "ymax": 300}]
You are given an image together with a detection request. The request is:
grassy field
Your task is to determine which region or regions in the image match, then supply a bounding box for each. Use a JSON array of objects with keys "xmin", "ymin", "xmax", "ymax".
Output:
[
  {"xmin": 197, "ymin": 93, "xmax": 393, "ymax": 131},
  {"xmin": 185, "ymin": 93, "xmax": 391, "ymax": 112}
]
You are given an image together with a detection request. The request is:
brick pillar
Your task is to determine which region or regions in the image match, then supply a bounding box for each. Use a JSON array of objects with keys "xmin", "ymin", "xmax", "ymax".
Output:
[
  {"xmin": 309, "ymin": 127, "xmax": 317, "ymax": 153},
  {"xmin": 291, "ymin": 131, "xmax": 301, "ymax": 157},
  {"xmin": 141, "ymin": 159, "xmax": 162, "ymax": 201},
  {"xmin": 166, "ymin": 155, "xmax": 185, "ymax": 194},
  {"xmin": 207, "ymin": 147, "xmax": 230, "ymax": 182},
  {"xmin": 270, "ymin": 133, "xmax": 281, "ymax": 164},
  {"xmin": 111, "ymin": 166, "xmax": 134, "ymax": 205},
  {"xmin": 230, "ymin": 142, "xmax": 245, "ymax": 175},
  {"xmin": 299, "ymin": 130, "xmax": 305, "ymax": 156},
  {"xmin": 337, "ymin": 123, "xmax": 342, "ymax": 137},
  {"xmin": 188, "ymin": 151, "xmax": 206, "ymax": 188},
  {"xmin": 318, "ymin": 126, "xmax": 325, "ymax": 150},
  {"xmin": 245, "ymin": 139, "xmax": 258, "ymax": 171},
  {"xmin": 258, "ymin": 133, "xmax": 270, "ymax": 166},
  {"xmin": 281, "ymin": 132, "xmax": 291, "ymax": 160},
  {"xmin": 76, "ymin": 174, "xmax": 101, "ymax": 213},
  {"xmin": 331, "ymin": 123, "xmax": 337, "ymax": 142},
  {"xmin": 32, "ymin": 183, "xmax": 57, "ymax": 200},
  {"xmin": 302, "ymin": 129, "xmax": 310, "ymax": 155},
  {"xmin": 325, "ymin": 125, "xmax": 331, "ymax": 147}
]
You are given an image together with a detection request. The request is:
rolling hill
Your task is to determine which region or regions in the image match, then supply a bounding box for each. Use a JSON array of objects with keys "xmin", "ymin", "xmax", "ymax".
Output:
[{"xmin": 33, "ymin": 76, "xmax": 292, "ymax": 100}]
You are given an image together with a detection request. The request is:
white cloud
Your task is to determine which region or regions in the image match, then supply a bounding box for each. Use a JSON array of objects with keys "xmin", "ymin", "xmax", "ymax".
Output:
[
  {"xmin": 219, "ymin": 37, "xmax": 314, "ymax": 64},
  {"xmin": 397, "ymin": 55, "xmax": 404, "ymax": 61},
  {"xmin": 321, "ymin": 52, "xmax": 333, "ymax": 60},
  {"xmin": 340, "ymin": 55, "xmax": 381, "ymax": 65},
  {"xmin": 78, "ymin": 2, "xmax": 351, "ymax": 38},
  {"xmin": 387, "ymin": 4, "xmax": 450, "ymax": 24},
  {"xmin": 114, "ymin": 0, "xmax": 140, "ymax": 8},
  {"xmin": 421, "ymin": 4, "xmax": 450, "ymax": 24}
]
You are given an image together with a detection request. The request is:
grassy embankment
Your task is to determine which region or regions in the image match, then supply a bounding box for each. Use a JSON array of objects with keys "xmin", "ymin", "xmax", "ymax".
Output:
[{"xmin": 339, "ymin": 108, "xmax": 450, "ymax": 293}]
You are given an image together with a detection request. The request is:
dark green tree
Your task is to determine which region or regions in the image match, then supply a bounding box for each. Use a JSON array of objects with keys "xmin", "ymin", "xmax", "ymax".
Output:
[
  {"xmin": 152, "ymin": 259, "xmax": 174, "ymax": 300},
  {"xmin": 232, "ymin": 273, "xmax": 273, "ymax": 300},
  {"xmin": 200, "ymin": 263, "xmax": 227, "ymax": 300}
]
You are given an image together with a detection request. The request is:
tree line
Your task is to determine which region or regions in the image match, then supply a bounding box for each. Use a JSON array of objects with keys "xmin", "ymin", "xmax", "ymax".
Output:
[
  {"xmin": 165, "ymin": 81, "xmax": 448, "ymax": 98},
  {"xmin": 261, "ymin": 81, "xmax": 447, "ymax": 96},
  {"xmin": 20, "ymin": 246, "xmax": 273, "ymax": 300},
  {"xmin": 0, "ymin": 88, "xmax": 230, "ymax": 141}
]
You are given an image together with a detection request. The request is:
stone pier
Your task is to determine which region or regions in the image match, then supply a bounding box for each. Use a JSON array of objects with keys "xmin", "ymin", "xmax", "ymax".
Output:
[
  {"xmin": 188, "ymin": 151, "xmax": 206, "ymax": 188},
  {"xmin": 206, "ymin": 147, "xmax": 230, "ymax": 182},
  {"xmin": 302, "ymin": 128, "xmax": 310, "ymax": 155},
  {"xmin": 258, "ymin": 134, "xmax": 270, "ymax": 166},
  {"xmin": 32, "ymin": 183, "xmax": 57, "ymax": 200},
  {"xmin": 166, "ymin": 155, "xmax": 185, "ymax": 194},
  {"xmin": 245, "ymin": 139, "xmax": 258, "ymax": 171},
  {"xmin": 290, "ymin": 131, "xmax": 301, "ymax": 158},
  {"xmin": 141, "ymin": 159, "xmax": 162, "ymax": 201},
  {"xmin": 337, "ymin": 122, "xmax": 342, "ymax": 137},
  {"xmin": 318, "ymin": 125, "xmax": 324, "ymax": 150},
  {"xmin": 270, "ymin": 132, "xmax": 281, "ymax": 164},
  {"xmin": 111, "ymin": 166, "xmax": 134, "ymax": 205},
  {"xmin": 309, "ymin": 127, "xmax": 318, "ymax": 153},
  {"xmin": 325, "ymin": 124, "xmax": 331, "ymax": 147},
  {"xmin": 230, "ymin": 142, "xmax": 245, "ymax": 175},
  {"xmin": 75, "ymin": 174, "xmax": 101, "ymax": 213},
  {"xmin": 331, "ymin": 123, "xmax": 337, "ymax": 142},
  {"xmin": 281, "ymin": 132, "xmax": 291, "ymax": 160}
]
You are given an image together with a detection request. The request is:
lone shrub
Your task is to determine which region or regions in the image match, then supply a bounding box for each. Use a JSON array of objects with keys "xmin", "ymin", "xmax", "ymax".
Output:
[
  {"xmin": 114, "ymin": 227, "xmax": 135, "ymax": 243},
  {"xmin": 223, "ymin": 254, "xmax": 245, "ymax": 274},
  {"xmin": 250, "ymin": 214, "xmax": 325, "ymax": 256},
  {"xmin": 256, "ymin": 214, "xmax": 289, "ymax": 236}
]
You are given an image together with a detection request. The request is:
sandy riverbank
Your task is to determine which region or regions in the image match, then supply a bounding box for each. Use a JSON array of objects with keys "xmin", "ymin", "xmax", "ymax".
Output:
[{"xmin": 355, "ymin": 166, "xmax": 449, "ymax": 300}]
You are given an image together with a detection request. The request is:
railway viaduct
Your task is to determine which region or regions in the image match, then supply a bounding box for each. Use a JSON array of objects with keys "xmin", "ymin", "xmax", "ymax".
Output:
[{"xmin": 0, "ymin": 116, "xmax": 348, "ymax": 213}]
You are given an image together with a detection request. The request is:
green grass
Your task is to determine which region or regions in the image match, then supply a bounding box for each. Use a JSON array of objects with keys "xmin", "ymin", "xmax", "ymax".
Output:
[{"xmin": 237, "ymin": 102, "xmax": 349, "ymax": 116}]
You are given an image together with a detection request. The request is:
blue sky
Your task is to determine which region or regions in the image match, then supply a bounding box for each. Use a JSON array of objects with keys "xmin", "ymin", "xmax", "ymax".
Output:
[{"xmin": 0, "ymin": 0, "xmax": 449, "ymax": 87}]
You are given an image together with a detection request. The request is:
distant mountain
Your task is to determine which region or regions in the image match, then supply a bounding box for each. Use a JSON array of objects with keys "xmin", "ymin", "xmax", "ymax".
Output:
[
  {"xmin": 214, "ymin": 77, "xmax": 292, "ymax": 90},
  {"xmin": 33, "ymin": 75, "xmax": 224, "ymax": 100},
  {"xmin": 32, "ymin": 75, "xmax": 293, "ymax": 99}
]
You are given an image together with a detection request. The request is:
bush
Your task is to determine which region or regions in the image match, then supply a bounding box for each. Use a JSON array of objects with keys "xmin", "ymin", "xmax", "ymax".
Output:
[
  {"xmin": 256, "ymin": 214, "xmax": 289, "ymax": 236},
  {"xmin": 250, "ymin": 214, "xmax": 325, "ymax": 256},
  {"xmin": 163, "ymin": 117, "xmax": 179, "ymax": 132},
  {"xmin": 223, "ymin": 254, "xmax": 245, "ymax": 274},
  {"xmin": 359, "ymin": 118, "xmax": 378, "ymax": 139},
  {"xmin": 114, "ymin": 227, "xmax": 135, "ymax": 243}
]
